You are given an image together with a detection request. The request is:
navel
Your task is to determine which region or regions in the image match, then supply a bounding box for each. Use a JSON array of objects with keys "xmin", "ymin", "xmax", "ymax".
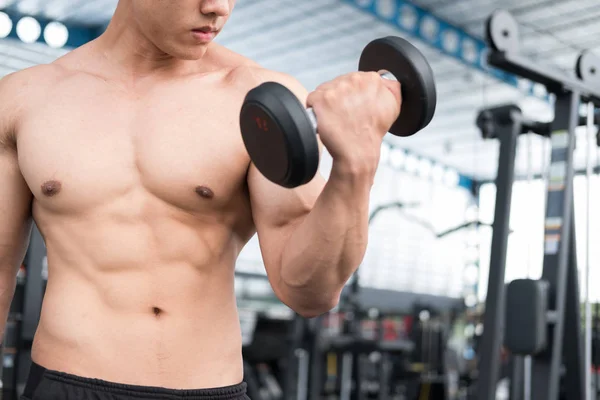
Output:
[
  {"xmin": 41, "ymin": 180, "xmax": 62, "ymax": 197},
  {"xmin": 152, "ymin": 307, "xmax": 163, "ymax": 317},
  {"xmin": 195, "ymin": 185, "xmax": 215, "ymax": 200}
]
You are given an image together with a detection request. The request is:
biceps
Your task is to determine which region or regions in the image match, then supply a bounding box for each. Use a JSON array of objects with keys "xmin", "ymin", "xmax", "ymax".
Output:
[
  {"xmin": 0, "ymin": 148, "xmax": 33, "ymax": 269},
  {"xmin": 248, "ymin": 164, "xmax": 324, "ymax": 259},
  {"xmin": 249, "ymin": 162, "xmax": 324, "ymax": 220}
]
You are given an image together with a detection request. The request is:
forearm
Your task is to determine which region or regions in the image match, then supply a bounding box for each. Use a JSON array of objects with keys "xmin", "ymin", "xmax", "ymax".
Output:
[{"xmin": 279, "ymin": 162, "xmax": 374, "ymax": 316}]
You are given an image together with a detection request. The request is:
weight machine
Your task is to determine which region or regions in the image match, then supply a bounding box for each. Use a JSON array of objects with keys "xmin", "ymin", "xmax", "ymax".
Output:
[
  {"xmin": 284, "ymin": 200, "xmax": 474, "ymax": 400},
  {"xmin": 284, "ymin": 202, "xmax": 418, "ymax": 400},
  {"xmin": 473, "ymin": 10, "xmax": 600, "ymax": 400}
]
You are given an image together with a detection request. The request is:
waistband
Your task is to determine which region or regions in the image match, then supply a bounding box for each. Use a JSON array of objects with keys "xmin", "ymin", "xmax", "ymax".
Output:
[{"xmin": 24, "ymin": 362, "xmax": 248, "ymax": 399}]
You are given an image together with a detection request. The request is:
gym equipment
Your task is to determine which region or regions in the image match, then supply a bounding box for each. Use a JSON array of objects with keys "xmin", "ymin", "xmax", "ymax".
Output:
[
  {"xmin": 475, "ymin": 103, "xmax": 600, "ymax": 400},
  {"xmin": 584, "ymin": 102, "xmax": 594, "ymax": 400},
  {"xmin": 504, "ymin": 280, "xmax": 549, "ymax": 355},
  {"xmin": 239, "ymin": 36, "xmax": 437, "ymax": 188},
  {"xmin": 475, "ymin": 10, "xmax": 600, "ymax": 400},
  {"xmin": 285, "ymin": 283, "xmax": 463, "ymax": 399},
  {"xmin": 576, "ymin": 52, "xmax": 600, "ymax": 88},
  {"xmin": 523, "ymin": 129, "xmax": 536, "ymax": 400},
  {"xmin": 486, "ymin": 10, "xmax": 520, "ymax": 53},
  {"xmin": 593, "ymin": 303, "xmax": 600, "ymax": 368},
  {"xmin": 242, "ymin": 314, "xmax": 291, "ymax": 400},
  {"xmin": 473, "ymin": 104, "xmax": 522, "ymax": 400}
]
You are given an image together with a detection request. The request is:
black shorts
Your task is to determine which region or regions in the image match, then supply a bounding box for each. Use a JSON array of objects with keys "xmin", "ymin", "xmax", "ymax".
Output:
[{"xmin": 22, "ymin": 362, "xmax": 250, "ymax": 400}]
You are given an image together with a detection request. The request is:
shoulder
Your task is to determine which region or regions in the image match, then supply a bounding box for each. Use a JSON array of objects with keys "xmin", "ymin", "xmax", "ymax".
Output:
[
  {"xmin": 231, "ymin": 65, "xmax": 308, "ymax": 101},
  {"xmin": 209, "ymin": 44, "xmax": 308, "ymax": 101},
  {"xmin": 0, "ymin": 64, "xmax": 68, "ymax": 147},
  {"xmin": 0, "ymin": 63, "xmax": 68, "ymax": 97}
]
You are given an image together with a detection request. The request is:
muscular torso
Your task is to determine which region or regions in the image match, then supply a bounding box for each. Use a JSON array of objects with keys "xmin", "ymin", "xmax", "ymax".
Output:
[{"xmin": 15, "ymin": 45, "xmax": 260, "ymax": 389}]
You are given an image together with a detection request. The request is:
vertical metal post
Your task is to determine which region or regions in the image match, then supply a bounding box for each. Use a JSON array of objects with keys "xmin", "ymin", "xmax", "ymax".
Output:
[
  {"xmin": 309, "ymin": 316, "xmax": 324, "ymax": 400},
  {"xmin": 531, "ymin": 91, "xmax": 581, "ymax": 400},
  {"xmin": 476, "ymin": 106, "xmax": 523, "ymax": 400},
  {"xmin": 511, "ymin": 356, "xmax": 524, "ymax": 400},
  {"xmin": 296, "ymin": 349, "xmax": 310, "ymax": 400},
  {"xmin": 561, "ymin": 213, "xmax": 585, "ymax": 399},
  {"xmin": 584, "ymin": 102, "xmax": 594, "ymax": 400}
]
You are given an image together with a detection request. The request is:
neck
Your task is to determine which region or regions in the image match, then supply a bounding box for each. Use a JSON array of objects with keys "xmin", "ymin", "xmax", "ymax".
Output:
[{"xmin": 94, "ymin": 1, "xmax": 204, "ymax": 78}]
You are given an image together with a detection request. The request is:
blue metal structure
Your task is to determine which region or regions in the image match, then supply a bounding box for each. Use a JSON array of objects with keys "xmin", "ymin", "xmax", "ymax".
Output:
[
  {"xmin": 383, "ymin": 144, "xmax": 474, "ymax": 191},
  {"xmin": 0, "ymin": 7, "xmax": 103, "ymax": 48}
]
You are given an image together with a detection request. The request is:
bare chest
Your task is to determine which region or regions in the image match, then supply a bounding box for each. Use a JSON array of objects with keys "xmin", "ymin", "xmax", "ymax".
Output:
[{"xmin": 17, "ymin": 79, "xmax": 251, "ymax": 217}]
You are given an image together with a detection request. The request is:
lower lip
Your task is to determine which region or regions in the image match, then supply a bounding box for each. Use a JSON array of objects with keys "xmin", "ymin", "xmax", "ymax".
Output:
[{"xmin": 191, "ymin": 30, "xmax": 216, "ymax": 42}]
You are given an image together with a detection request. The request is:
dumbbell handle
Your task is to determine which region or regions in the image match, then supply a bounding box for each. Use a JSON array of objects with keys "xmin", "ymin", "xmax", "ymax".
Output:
[{"xmin": 305, "ymin": 71, "xmax": 397, "ymax": 131}]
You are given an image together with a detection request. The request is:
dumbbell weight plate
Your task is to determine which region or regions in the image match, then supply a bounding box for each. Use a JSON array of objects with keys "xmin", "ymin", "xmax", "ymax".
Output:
[
  {"xmin": 359, "ymin": 36, "xmax": 437, "ymax": 137},
  {"xmin": 240, "ymin": 36, "xmax": 438, "ymax": 188},
  {"xmin": 240, "ymin": 82, "xmax": 320, "ymax": 188}
]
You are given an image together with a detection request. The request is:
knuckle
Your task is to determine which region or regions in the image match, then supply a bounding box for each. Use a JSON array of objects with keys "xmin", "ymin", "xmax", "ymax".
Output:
[
  {"xmin": 308, "ymin": 91, "xmax": 328, "ymax": 109},
  {"xmin": 306, "ymin": 92, "xmax": 318, "ymax": 106},
  {"xmin": 323, "ymin": 90, "xmax": 338, "ymax": 103},
  {"xmin": 338, "ymin": 79, "xmax": 352, "ymax": 92},
  {"xmin": 314, "ymin": 83, "xmax": 329, "ymax": 94},
  {"xmin": 367, "ymin": 71, "xmax": 380, "ymax": 82},
  {"xmin": 349, "ymin": 72, "xmax": 363, "ymax": 84}
]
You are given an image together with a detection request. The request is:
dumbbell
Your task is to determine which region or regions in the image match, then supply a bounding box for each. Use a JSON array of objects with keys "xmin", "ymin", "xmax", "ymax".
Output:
[{"xmin": 239, "ymin": 36, "xmax": 437, "ymax": 188}]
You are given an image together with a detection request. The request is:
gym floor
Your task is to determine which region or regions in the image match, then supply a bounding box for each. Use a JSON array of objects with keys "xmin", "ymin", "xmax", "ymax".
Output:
[{"xmin": 1, "ymin": 0, "xmax": 600, "ymax": 399}]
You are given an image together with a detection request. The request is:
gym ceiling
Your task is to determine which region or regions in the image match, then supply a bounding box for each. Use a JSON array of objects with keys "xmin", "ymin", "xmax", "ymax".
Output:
[{"xmin": 0, "ymin": 0, "xmax": 596, "ymax": 183}]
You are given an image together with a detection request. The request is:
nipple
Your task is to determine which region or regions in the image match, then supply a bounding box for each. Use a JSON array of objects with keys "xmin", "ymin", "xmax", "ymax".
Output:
[
  {"xmin": 41, "ymin": 180, "xmax": 62, "ymax": 197},
  {"xmin": 195, "ymin": 185, "xmax": 214, "ymax": 199}
]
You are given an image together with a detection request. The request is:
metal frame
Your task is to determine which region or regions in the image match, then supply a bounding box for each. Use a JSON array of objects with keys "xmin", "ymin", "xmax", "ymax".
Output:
[
  {"xmin": 529, "ymin": 91, "xmax": 585, "ymax": 400},
  {"xmin": 473, "ymin": 100, "xmax": 586, "ymax": 400},
  {"xmin": 474, "ymin": 105, "xmax": 523, "ymax": 400},
  {"xmin": 473, "ymin": 9, "xmax": 596, "ymax": 399},
  {"xmin": 488, "ymin": 52, "xmax": 600, "ymax": 105}
]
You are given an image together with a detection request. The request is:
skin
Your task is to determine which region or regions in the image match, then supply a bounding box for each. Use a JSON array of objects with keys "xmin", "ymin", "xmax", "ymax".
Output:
[{"xmin": 0, "ymin": 0, "xmax": 401, "ymax": 390}]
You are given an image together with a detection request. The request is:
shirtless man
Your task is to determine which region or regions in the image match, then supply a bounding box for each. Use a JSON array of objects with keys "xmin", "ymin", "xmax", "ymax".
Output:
[{"xmin": 0, "ymin": 1, "xmax": 401, "ymax": 399}]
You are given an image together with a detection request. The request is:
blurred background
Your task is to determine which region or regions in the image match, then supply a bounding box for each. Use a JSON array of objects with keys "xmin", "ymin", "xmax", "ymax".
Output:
[{"xmin": 1, "ymin": 0, "xmax": 600, "ymax": 399}]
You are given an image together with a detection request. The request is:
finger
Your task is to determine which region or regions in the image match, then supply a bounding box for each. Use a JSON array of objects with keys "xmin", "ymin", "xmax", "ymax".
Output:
[
  {"xmin": 306, "ymin": 89, "xmax": 330, "ymax": 110},
  {"xmin": 306, "ymin": 90, "xmax": 319, "ymax": 109},
  {"xmin": 381, "ymin": 79, "xmax": 402, "ymax": 113}
]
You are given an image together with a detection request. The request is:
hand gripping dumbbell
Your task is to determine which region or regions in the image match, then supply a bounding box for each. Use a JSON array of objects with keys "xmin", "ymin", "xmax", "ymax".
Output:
[{"xmin": 239, "ymin": 36, "xmax": 437, "ymax": 188}]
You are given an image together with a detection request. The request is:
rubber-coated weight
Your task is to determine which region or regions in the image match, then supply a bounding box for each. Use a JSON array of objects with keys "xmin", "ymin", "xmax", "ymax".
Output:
[
  {"xmin": 359, "ymin": 36, "xmax": 437, "ymax": 137},
  {"xmin": 240, "ymin": 36, "xmax": 438, "ymax": 188},
  {"xmin": 576, "ymin": 51, "xmax": 600, "ymax": 87},
  {"xmin": 240, "ymin": 82, "xmax": 320, "ymax": 188},
  {"xmin": 486, "ymin": 10, "xmax": 520, "ymax": 53}
]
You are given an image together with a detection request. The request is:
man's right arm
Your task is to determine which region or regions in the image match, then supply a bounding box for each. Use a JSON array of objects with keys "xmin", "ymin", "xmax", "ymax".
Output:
[{"xmin": 0, "ymin": 72, "xmax": 34, "ymax": 340}]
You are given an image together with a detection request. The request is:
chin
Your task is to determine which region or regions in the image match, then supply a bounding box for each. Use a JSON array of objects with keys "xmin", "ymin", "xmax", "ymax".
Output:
[
  {"xmin": 175, "ymin": 45, "xmax": 210, "ymax": 61},
  {"xmin": 156, "ymin": 39, "xmax": 208, "ymax": 61}
]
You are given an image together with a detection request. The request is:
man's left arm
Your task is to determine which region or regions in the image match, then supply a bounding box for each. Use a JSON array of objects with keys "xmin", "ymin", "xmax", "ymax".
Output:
[
  {"xmin": 248, "ymin": 154, "xmax": 373, "ymax": 319},
  {"xmin": 247, "ymin": 73, "xmax": 389, "ymax": 318}
]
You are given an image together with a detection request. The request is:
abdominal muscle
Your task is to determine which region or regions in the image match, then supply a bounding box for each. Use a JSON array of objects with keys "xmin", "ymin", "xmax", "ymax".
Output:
[{"xmin": 31, "ymin": 209, "xmax": 247, "ymax": 390}]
